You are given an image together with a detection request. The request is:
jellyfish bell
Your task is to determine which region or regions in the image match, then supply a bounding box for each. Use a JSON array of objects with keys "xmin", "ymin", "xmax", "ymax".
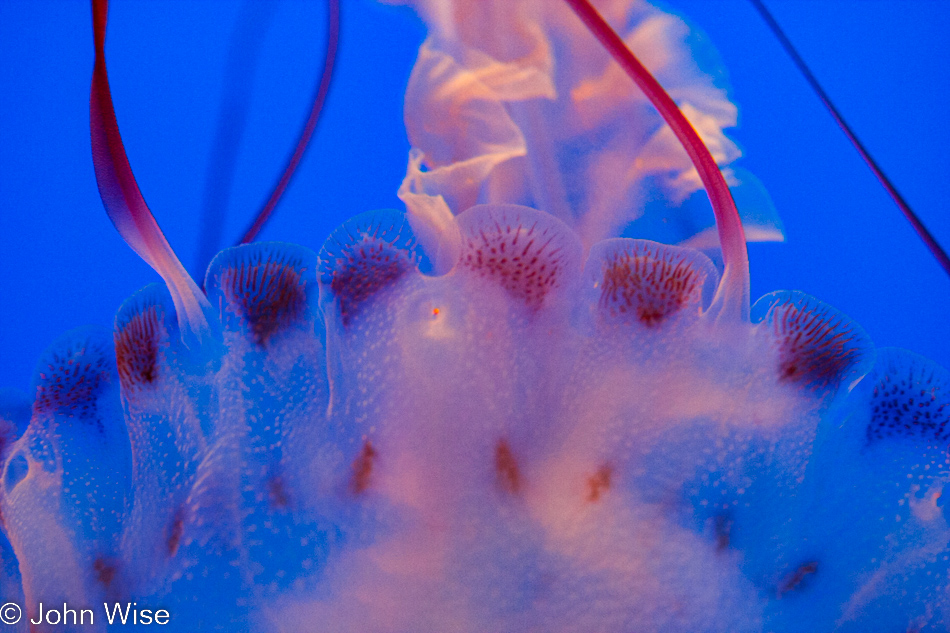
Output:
[
  {"xmin": 0, "ymin": 0, "xmax": 419, "ymax": 394},
  {"xmin": 1, "ymin": 1, "xmax": 947, "ymax": 389},
  {"xmin": 0, "ymin": 1, "xmax": 949, "ymax": 632}
]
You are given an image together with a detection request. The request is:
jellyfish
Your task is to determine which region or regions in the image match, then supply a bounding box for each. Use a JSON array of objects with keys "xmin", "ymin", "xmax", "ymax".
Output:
[
  {"xmin": 2, "ymin": 0, "xmax": 948, "ymax": 385},
  {"xmin": 0, "ymin": 1, "xmax": 948, "ymax": 632}
]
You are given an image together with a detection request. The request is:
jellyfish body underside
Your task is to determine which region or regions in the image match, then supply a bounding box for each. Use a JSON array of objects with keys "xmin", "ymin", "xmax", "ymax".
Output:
[
  {"xmin": 1, "ymin": 205, "xmax": 948, "ymax": 632},
  {"xmin": 2, "ymin": 0, "xmax": 950, "ymax": 631}
]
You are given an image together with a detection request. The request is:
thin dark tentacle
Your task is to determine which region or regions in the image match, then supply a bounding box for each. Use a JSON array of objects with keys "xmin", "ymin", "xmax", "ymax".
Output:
[
  {"xmin": 237, "ymin": 0, "xmax": 341, "ymax": 245},
  {"xmin": 750, "ymin": 0, "xmax": 950, "ymax": 280}
]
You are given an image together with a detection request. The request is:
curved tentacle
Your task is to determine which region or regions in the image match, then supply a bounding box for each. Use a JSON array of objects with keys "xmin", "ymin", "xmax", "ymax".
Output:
[
  {"xmin": 237, "ymin": 0, "xmax": 341, "ymax": 245},
  {"xmin": 89, "ymin": 0, "xmax": 213, "ymax": 346},
  {"xmin": 563, "ymin": 0, "xmax": 750, "ymax": 322}
]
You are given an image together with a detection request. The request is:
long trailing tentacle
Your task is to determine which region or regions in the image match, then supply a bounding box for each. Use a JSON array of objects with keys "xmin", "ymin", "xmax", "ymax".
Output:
[
  {"xmin": 564, "ymin": 0, "xmax": 750, "ymax": 322},
  {"xmin": 750, "ymin": 0, "xmax": 950, "ymax": 281},
  {"xmin": 89, "ymin": 0, "xmax": 213, "ymax": 345},
  {"xmin": 193, "ymin": 1, "xmax": 279, "ymax": 279},
  {"xmin": 237, "ymin": 0, "xmax": 341, "ymax": 245}
]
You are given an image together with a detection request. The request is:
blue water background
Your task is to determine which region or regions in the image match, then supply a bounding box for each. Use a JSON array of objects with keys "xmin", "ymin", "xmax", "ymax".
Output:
[{"xmin": 1, "ymin": 0, "xmax": 947, "ymax": 393}]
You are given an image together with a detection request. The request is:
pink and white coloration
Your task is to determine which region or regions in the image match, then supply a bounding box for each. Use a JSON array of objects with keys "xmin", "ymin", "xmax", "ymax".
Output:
[{"xmin": 0, "ymin": 1, "xmax": 947, "ymax": 632}]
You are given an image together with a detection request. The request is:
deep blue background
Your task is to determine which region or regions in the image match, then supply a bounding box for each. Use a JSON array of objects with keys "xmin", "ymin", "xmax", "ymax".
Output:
[{"xmin": 1, "ymin": 0, "xmax": 948, "ymax": 394}]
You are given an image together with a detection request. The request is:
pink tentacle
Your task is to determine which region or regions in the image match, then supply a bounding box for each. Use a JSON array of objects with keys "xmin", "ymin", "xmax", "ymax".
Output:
[
  {"xmin": 564, "ymin": 0, "xmax": 751, "ymax": 321},
  {"xmin": 90, "ymin": 0, "xmax": 212, "ymax": 344}
]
